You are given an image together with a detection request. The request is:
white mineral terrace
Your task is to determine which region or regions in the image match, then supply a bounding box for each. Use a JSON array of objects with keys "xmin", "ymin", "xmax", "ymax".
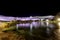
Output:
[
  {"xmin": 0, "ymin": 15, "xmax": 55, "ymax": 31},
  {"xmin": 17, "ymin": 22, "xmax": 41, "ymax": 27},
  {"xmin": 0, "ymin": 15, "xmax": 54, "ymax": 21}
]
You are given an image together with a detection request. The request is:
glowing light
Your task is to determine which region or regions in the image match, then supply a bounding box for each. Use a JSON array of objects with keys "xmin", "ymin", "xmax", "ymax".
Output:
[
  {"xmin": 57, "ymin": 18, "xmax": 60, "ymax": 21},
  {"xmin": 58, "ymin": 22, "xmax": 60, "ymax": 28},
  {"xmin": 41, "ymin": 19, "xmax": 44, "ymax": 21},
  {"xmin": 46, "ymin": 19, "xmax": 49, "ymax": 26},
  {"xmin": 46, "ymin": 19, "xmax": 49, "ymax": 22}
]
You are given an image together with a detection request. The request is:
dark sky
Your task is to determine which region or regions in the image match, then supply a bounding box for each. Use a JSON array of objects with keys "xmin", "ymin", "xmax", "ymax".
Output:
[{"xmin": 0, "ymin": 1, "xmax": 60, "ymax": 17}]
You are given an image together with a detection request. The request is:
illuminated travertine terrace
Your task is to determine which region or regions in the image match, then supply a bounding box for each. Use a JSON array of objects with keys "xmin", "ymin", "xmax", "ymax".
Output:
[
  {"xmin": 0, "ymin": 16, "xmax": 15, "ymax": 21},
  {"xmin": 17, "ymin": 22, "xmax": 41, "ymax": 27},
  {"xmin": 0, "ymin": 15, "xmax": 54, "ymax": 21},
  {"xmin": 17, "ymin": 23, "xmax": 30, "ymax": 27},
  {"xmin": 0, "ymin": 15, "xmax": 55, "ymax": 32},
  {"xmin": 0, "ymin": 15, "xmax": 55, "ymax": 28}
]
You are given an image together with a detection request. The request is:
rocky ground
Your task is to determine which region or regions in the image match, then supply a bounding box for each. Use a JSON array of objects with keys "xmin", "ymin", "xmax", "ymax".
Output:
[{"xmin": 0, "ymin": 30, "xmax": 26, "ymax": 40}]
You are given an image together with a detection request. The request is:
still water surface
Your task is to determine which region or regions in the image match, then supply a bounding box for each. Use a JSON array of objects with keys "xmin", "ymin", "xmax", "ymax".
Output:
[{"xmin": 16, "ymin": 21, "xmax": 60, "ymax": 40}]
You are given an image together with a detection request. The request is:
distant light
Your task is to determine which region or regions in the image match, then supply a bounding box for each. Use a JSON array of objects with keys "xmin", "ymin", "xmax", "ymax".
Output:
[
  {"xmin": 46, "ymin": 19, "xmax": 49, "ymax": 22},
  {"xmin": 30, "ymin": 16, "xmax": 32, "ymax": 18},
  {"xmin": 41, "ymin": 19, "xmax": 44, "ymax": 21},
  {"xmin": 46, "ymin": 19, "xmax": 49, "ymax": 26}
]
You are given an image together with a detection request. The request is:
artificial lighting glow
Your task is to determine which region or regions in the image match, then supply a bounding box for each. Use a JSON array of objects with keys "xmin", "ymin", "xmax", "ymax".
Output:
[
  {"xmin": 57, "ymin": 18, "xmax": 60, "ymax": 21},
  {"xmin": 41, "ymin": 19, "xmax": 44, "ymax": 21},
  {"xmin": 57, "ymin": 22, "xmax": 60, "ymax": 29},
  {"xmin": 46, "ymin": 19, "xmax": 49, "ymax": 22},
  {"xmin": 46, "ymin": 19, "xmax": 49, "ymax": 26}
]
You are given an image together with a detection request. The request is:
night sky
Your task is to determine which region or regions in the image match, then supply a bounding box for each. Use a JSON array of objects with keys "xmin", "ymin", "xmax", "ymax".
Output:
[{"xmin": 0, "ymin": 1, "xmax": 60, "ymax": 17}]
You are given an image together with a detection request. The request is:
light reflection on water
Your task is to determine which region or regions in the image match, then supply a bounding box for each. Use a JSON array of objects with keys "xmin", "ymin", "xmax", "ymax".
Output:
[
  {"xmin": 16, "ymin": 22, "xmax": 60, "ymax": 40},
  {"xmin": 54, "ymin": 22, "xmax": 60, "ymax": 40}
]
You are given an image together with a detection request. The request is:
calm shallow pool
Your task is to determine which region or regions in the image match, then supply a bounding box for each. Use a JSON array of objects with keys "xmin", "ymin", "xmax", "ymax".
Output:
[
  {"xmin": 16, "ymin": 21, "xmax": 59, "ymax": 40},
  {"xmin": 0, "ymin": 21, "xmax": 59, "ymax": 40}
]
